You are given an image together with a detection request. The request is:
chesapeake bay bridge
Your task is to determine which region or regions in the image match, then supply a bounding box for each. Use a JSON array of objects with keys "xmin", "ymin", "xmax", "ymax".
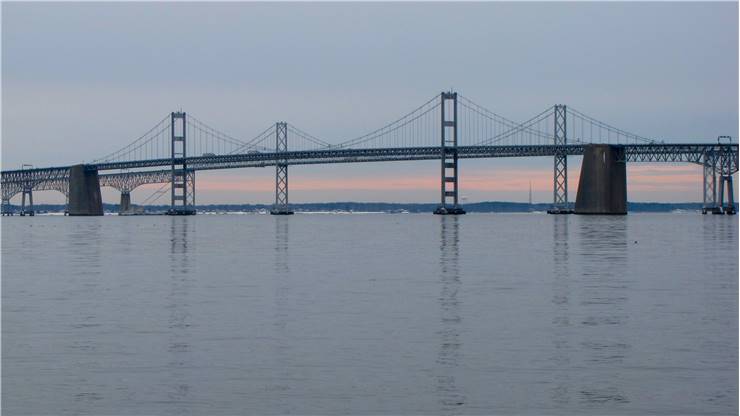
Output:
[{"xmin": 1, "ymin": 92, "xmax": 738, "ymax": 216}]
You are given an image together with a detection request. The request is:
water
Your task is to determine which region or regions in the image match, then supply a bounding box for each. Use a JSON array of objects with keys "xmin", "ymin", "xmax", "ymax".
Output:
[{"xmin": 2, "ymin": 213, "xmax": 737, "ymax": 415}]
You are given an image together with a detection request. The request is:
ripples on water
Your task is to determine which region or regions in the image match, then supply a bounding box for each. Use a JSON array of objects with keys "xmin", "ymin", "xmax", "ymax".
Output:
[{"xmin": 2, "ymin": 214, "xmax": 737, "ymax": 415}]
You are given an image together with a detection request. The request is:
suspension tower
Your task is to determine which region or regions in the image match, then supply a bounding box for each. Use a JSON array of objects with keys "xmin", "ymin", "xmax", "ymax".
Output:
[
  {"xmin": 434, "ymin": 92, "xmax": 465, "ymax": 215},
  {"xmin": 167, "ymin": 112, "xmax": 195, "ymax": 215},
  {"xmin": 271, "ymin": 122, "xmax": 293, "ymax": 215},
  {"xmin": 548, "ymin": 104, "xmax": 573, "ymax": 214}
]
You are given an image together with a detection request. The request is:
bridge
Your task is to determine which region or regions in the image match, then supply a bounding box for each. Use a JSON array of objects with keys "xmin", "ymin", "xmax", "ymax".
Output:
[{"xmin": 1, "ymin": 92, "xmax": 737, "ymax": 216}]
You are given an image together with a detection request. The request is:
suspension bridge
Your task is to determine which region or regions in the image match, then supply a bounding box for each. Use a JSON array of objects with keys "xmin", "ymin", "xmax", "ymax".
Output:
[{"xmin": 1, "ymin": 92, "xmax": 737, "ymax": 216}]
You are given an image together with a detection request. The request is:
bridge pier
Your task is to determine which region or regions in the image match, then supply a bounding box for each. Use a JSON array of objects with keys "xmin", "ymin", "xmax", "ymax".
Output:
[
  {"xmin": 703, "ymin": 141, "xmax": 738, "ymax": 215},
  {"xmin": 1, "ymin": 198, "xmax": 13, "ymax": 216},
  {"xmin": 68, "ymin": 164, "xmax": 104, "ymax": 216},
  {"xmin": 575, "ymin": 144, "xmax": 627, "ymax": 215},
  {"xmin": 271, "ymin": 122, "xmax": 294, "ymax": 215},
  {"xmin": 702, "ymin": 151, "xmax": 720, "ymax": 214},
  {"xmin": 434, "ymin": 92, "xmax": 465, "ymax": 215},
  {"xmin": 119, "ymin": 191, "xmax": 132, "ymax": 215},
  {"xmin": 717, "ymin": 174, "xmax": 736, "ymax": 215},
  {"xmin": 717, "ymin": 144, "xmax": 736, "ymax": 215},
  {"xmin": 20, "ymin": 187, "xmax": 34, "ymax": 216}
]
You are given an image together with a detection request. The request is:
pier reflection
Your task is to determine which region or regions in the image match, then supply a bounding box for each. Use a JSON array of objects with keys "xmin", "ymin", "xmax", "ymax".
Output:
[
  {"xmin": 66, "ymin": 218, "xmax": 105, "ymax": 414},
  {"xmin": 269, "ymin": 216, "xmax": 293, "ymax": 412},
  {"xmin": 702, "ymin": 214, "xmax": 738, "ymax": 266},
  {"xmin": 550, "ymin": 215, "xmax": 572, "ymax": 406},
  {"xmin": 166, "ymin": 217, "xmax": 195, "ymax": 412},
  {"xmin": 576, "ymin": 216, "xmax": 630, "ymax": 407},
  {"xmin": 436, "ymin": 216, "xmax": 465, "ymax": 413},
  {"xmin": 274, "ymin": 216, "xmax": 290, "ymax": 275}
]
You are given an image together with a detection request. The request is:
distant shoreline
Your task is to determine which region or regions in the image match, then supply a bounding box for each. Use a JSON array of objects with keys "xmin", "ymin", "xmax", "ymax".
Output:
[{"xmin": 5, "ymin": 201, "xmax": 737, "ymax": 215}]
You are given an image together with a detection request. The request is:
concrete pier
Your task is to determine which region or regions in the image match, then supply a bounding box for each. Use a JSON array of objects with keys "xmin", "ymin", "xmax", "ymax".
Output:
[
  {"xmin": 575, "ymin": 144, "xmax": 627, "ymax": 215},
  {"xmin": 119, "ymin": 192, "xmax": 131, "ymax": 215},
  {"xmin": 68, "ymin": 164, "xmax": 103, "ymax": 216}
]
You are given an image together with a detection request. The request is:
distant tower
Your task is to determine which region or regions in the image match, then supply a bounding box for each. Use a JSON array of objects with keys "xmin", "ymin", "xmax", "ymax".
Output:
[
  {"xmin": 433, "ymin": 91, "xmax": 465, "ymax": 215},
  {"xmin": 270, "ymin": 122, "xmax": 294, "ymax": 215},
  {"xmin": 167, "ymin": 112, "xmax": 195, "ymax": 215},
  {"xmin": 548, "ymin": 104, "xmax": 572, "ymax": 214}
]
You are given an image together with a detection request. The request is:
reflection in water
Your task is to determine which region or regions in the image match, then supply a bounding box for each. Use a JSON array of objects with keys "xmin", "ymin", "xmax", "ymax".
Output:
[
  {"xmin": 550, "ymin": 216, "xmax": 572, "ymax": 406},
  {"xmin": 2, "ymin": 214, "xmax": 737, "ymax": 415},
  {"xmin": 167, "ymin": 217, "xmax": 194, "ymax": 413},
  {"xmin": 270, "ymin": 216, "xmax": 293, "ymax": 410},
  {"xmin": 274, "ymin": 217, "xmax": 290, "ymax": 275},
  {"xmin": 67, "ymin": 219, "xmax": 105, "ymax": 413},
  {"xmin": 699, "ymin": 216, "xmax": 738, "ymax": 405},
  {"xmin": 702, "ymin": 216, "xmax": 738, "ymax": 271},
  {"xmin": 68, "ymin": 219, "xmax": 103, "ymax": 276},
  {"xmin": 436, "ymin": 216, "xmax": 465, "ymax": 413},
  {"xmin": 577, "ymin": 217, "xmax": 630, "ymax": 406}
]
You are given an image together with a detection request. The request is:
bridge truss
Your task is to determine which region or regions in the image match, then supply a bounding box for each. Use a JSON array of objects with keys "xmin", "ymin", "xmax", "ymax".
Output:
[{"xmin": 1, "ymin": 169, "xmax": 190, "ymax": 215}]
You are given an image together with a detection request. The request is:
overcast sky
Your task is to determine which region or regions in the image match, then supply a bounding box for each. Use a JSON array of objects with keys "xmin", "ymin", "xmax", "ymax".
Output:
[{"xmin": 2, "ymin": 2, "xmax": 737, "ymax": 204}]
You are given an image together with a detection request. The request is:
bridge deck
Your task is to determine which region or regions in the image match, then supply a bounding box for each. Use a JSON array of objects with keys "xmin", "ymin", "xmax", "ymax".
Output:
[{"xmin": 2, "ymin": 144, "xmax": 738, "ymax": 194}]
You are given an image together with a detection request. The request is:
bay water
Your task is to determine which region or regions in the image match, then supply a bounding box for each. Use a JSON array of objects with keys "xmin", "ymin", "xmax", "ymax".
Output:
[{"xmin": 2, "ymin": 213, "xmax": 737, "ymax": 415}]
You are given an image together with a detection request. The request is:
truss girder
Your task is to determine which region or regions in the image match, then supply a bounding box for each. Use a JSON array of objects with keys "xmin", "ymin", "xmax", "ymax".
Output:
[
  {"xmin": 623, "ymin": 144, "xmax": 738, "ymax": 171},
  {"xmin": 100, "ymin": 170, "xmax": 174, "ymax": 192},
  {"xmin": 1, "ymin": 169, "xmax": 180, "ymax": 201}
]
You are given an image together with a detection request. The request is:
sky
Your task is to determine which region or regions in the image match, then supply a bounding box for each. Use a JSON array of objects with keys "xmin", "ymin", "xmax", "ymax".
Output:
[{"xmin": 2, "ymin": 2, "xmax": 738, "ymax": 205}]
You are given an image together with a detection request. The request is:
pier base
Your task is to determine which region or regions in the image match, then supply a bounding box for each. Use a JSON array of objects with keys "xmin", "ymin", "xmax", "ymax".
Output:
[
  {"xmin": 434, "ymin": 206, "xmax": 466, "ymax": 215},
  {"xmin": 575, "ymin": 145, "xmax": 627, "ymax": 215},
  {"xmin": 166, "ymin": 209, "xmax": 196, "ymax": 216},
  {"xmin": 20, "ymin": 188, "xmax": 34, "ymax": 216},
  {"xmin": 68, "ymin": 164, "xmax": 104, "ymax": 216},
  {"xmin": 546, "ymin": 208, "xmax": 574, "ymax": 215},
  {"xmin": 270, "ymin": 210, "xmax": 294, "ymax": 215}
]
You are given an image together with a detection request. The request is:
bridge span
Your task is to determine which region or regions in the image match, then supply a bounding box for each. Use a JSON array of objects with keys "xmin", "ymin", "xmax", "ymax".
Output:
[{"xmin": 2, "ymin": 92, "xmax": 738, "ymax": 216}]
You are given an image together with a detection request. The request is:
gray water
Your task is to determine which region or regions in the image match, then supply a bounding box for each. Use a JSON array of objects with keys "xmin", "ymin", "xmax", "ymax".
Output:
[{"xmin": 2, "ymin": 213, "xmax": 737, "ymax": 415}]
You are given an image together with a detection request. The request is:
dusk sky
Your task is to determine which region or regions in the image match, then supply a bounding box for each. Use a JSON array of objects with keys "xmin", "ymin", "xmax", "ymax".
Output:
[{"xmin": 2, "ymin": 2, "xmax": 738, "ymax": 205}]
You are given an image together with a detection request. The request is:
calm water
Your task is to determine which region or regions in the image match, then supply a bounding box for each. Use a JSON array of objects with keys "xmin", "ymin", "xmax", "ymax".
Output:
[{"xmin": 2, "ymin": 213, "xmax": 737, "ymax": 415}]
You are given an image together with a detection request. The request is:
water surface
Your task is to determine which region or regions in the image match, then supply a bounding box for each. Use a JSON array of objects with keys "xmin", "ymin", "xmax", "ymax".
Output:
[{"xmin": 2, "ymin": 213, "xmax": 737, "ymax": 415}]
